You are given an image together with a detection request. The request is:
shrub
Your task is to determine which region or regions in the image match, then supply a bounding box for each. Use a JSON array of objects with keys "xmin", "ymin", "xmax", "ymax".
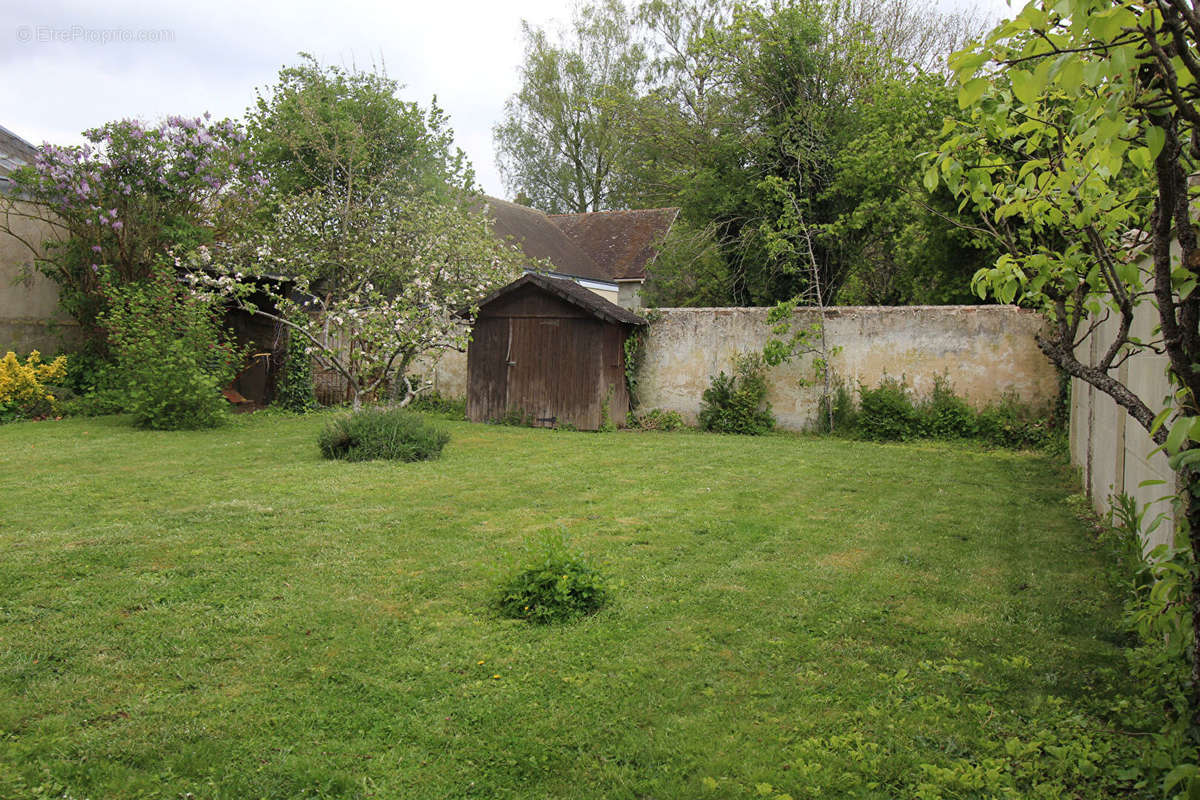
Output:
[
  {"xmin": 976, "ymin": 393, "xmax": 1053, "ymax": 449},
  {"xmin": 1101, "ymin": 494, "xmax": 1198, "ymax": 798},
  {"xmin": 857, "ymin": 376, "xmax": 918, "ymax": 441},
  {"xmin": 494, "ymin": 532, "xmax": 609, "ymax": 623},
  {"xmin": 101, "ymin": 265, "xmax": 240, "ymax": 430},
  {"xmin": 58, "ymin": 348, "xmax": 126, "ymax": 416},
  {"xmin": 318, "ymin": 406, "xmax": 449, "ymax": 462},
  {"xmin": 407, "ymin": 388, "xmax": 466, "ymax": 419},
  {"xmin": 627, "ymin": 407, "xmax": 685, "ymax": 431},
  {"xmin": 698, "ymin": 353, "xmax": 775, "ymax": 435},
  {"xmin": 0, "ymin": 350, "xmax": 67, "ymax": 422},
  {"xmin": 274, "ymin": 331, "xmax": 318, "ymax": 413},
  {"xmin": 917, "ymin": 375, "xmax": 976, "ymax": 439},
  {"xmin": 815, "ymin": 378, "xmax": 857, "ymax": 434}
]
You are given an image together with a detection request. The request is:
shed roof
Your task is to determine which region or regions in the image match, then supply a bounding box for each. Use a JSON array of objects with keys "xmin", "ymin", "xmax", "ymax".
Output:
[
  {"xmin": 477, "ymin": 272, "xmax": 647, "ymax": 326},
  {"xmin": 484, "ymin": 197, "xmax": 610, "ymax": 283},
  {"xmin": 549, "ymin": 207, "xmax": 679, "ymax": 281}
]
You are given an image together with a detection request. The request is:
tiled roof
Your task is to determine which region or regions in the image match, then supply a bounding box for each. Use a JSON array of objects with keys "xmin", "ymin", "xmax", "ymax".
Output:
[
  {"xmin": 484, "ymin": 197, "xmax": 610, "ymax": 283},
  {"xmin": 548, "ymin": 207, "xmax": 679, "ymax": 281}
]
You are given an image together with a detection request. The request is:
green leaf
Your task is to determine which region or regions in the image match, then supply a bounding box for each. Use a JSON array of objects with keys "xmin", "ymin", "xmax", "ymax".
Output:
[
  {"xmin": 1166, "ymin": 415, "xmax": 1194, "ymax": 455},
  {"xmin": 923, "ymin": 167, "xmax": 940, "ymax": 193},
  {"xmin": 958, "ymin": 78, "xmax": 989, "ymax": 109},
  {"xmin": 1010, "ymin": 70, "xmax": 1043, "ymax": 106},
  {"xmin": 1147, "ymin": 126, "xmax": 1166, "ymax": 159},
  {"xmin": 1150, "ymin": 407, "xmax": 1172, "ymax": 436}
]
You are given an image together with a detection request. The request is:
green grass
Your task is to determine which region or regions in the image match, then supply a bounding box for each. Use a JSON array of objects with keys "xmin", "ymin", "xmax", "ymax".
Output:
[{"xmin": 0, "ymin": 413, "xmax": 1129, "ymax": 798}]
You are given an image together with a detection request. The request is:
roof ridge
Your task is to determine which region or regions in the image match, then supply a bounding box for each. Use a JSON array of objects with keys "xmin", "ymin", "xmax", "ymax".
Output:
[{"xmin": 547, "ymin": 206, "xmax": 680, "ymax": 217}]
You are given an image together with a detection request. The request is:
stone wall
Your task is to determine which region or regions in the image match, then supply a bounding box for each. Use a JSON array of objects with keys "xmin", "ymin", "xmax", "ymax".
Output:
[
  {"xmin": 0, "ymin": 201, "xmax": 79, "ymax": 354},
  {"xmin": 633, "ymin": 306, "xmax": 1059, "ymax": 430},
  {"xmin": 433, "ymin": 304, "xmax": 1060, "ymax": 431}
]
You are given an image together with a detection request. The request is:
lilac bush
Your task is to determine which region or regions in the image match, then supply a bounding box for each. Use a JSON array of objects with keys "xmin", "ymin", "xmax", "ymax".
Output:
[{"xmin": 4, "ymin": 115, "xmax": 262, "ymax": 342}]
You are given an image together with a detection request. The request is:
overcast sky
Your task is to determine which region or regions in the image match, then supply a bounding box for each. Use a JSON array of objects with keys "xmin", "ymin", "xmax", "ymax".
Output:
[{"xmin": 2, "ymin": 0, "xmax": 1013, "ymax": 200}]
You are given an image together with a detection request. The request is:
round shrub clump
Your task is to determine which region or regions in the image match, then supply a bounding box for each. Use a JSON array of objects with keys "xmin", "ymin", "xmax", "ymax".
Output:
[
  {"xmin": 494, "ymin": 534, "xmax": 609, "ymax": 624},
  {"xmin": 318, "ymin": 407, "xmax": 450, "ymax": 462}
]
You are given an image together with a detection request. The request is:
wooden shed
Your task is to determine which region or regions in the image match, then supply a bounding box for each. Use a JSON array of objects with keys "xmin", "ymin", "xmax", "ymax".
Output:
[{"xmin": 467, "ymin": 273, "xmax": 646, "ymax": 430}]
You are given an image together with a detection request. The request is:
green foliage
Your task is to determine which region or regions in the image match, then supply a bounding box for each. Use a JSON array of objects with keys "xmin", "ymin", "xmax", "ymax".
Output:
[
  {"xmin": 490, "ymin": 407, "xmax": 536, "ymax": 427},
  {"xmin": 857, "ymin": 377, "xmax": 919, "ymax": 441},
  {"xmin": 845, "ymin": 377, "xmax": 1060, "ymax": 449},
  {"xmin": 229, "ymin": 56, "xmax": 524, "ymax": 409},
  {"xmin": 502, "ymin": 0, "xmax": 986, "ymax": 306},
  {"xmin": 698, "ymin": 352, "xmax": 774, "ymax": 435},
  {"xmin": 598, "ymin": 387, "xmax": 617, "ymax": 433},
  {"xmin": 815, "ymin": 378, "xmax": 857, "ymax": 434},
  {"xmin": 493, "ymin": 0, "xmax": 644, "ymax": 212},
  {"xmin": 100, "ymin": 265, "xmax": 239, "ymax": 430},
  {"xmin": 274, "ymin": 330, "xmax": 318, "ymax": 413},
  {"xmin": 317, "ymin": 406, "xmax": 450, "ymax": 462},
  {"xmin": 976, "ymin": 394, "xmax": 1055, "ymax": 450},
  {"xmin": 249, "ymin": 53, "xmax": 472, "ymax": 202},
  {"xmin": 824, "ymin": 77, "xmax": 995, "ymax": 306},
  {"xmin": 627, "ymin": 407, "xmax": 685, "ymax": 431},
  {"xmin": 1101, "ymin": 495, "xmax": 1199, "ymax": 799},
  {"xmin": 918, "ymin": 375, "xmax": 977, "ymax": 439},
  {"xmin": 406, "ymin": 389, "xmax": 466, "ymax": 419},
  {"xmin": 493, "ymin": 532, "xmax": 609, "ymax": 624},
  {"xmin": 623, "ymin": 329, "xmax": 645, "ymax": 405}
]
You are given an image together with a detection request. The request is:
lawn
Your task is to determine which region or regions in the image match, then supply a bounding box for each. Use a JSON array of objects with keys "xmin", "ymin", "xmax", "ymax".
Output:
[{"xmin": 0, "ymin": 413, "xmax": 1131, "ymax": 798}]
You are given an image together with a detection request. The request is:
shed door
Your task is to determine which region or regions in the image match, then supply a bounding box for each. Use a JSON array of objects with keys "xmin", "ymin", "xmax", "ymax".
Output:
[{"xmin": 506, "ymin": 317, "xmax": 602, "ymax": 429}]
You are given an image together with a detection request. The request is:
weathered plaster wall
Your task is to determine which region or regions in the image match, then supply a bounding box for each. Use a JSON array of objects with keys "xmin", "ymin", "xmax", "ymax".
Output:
[
  {"xmin": 0, "ymin": 201, "xmax": 78, "ymax": 353},
  {"xmin": 1069, "ymin": 302, "xmax": 1177, "ymax": 552},
  {"xmin": 634, "ymin": 306, "xmax": 1059, "ymax": 431},
  {"xmin": 435, "ymin": 304, "xmax": 1059, "ymax": 432}
]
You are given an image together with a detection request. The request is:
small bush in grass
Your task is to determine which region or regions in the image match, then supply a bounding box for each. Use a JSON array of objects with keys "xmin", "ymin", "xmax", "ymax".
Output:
[
  {"xmin": 494, "ymin": 532, "xmax": 609, "ymax": 624},
  {"xmin": 917, "ymin": 375, "xmax": 976, "ymax": 439},
  {"xmin": 627, "ymin": 407, "xmax": 685, "ymax": 431},
  {"xmin": 698, "ymin": 352, "xmax": 774, "ymax": 435},
  {"xmin": 407, "ymin": 388, "xmax": 466, "ymax": 419},
  {"xmin": 857, "ymin": 376, "xmax": 918, "ymax": 441},
  {"xmin": 318, "ymin": 407, "xmax": 449, "ymax": 462}
]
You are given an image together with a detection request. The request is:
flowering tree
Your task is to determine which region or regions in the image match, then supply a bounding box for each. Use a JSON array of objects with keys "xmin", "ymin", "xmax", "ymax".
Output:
[
  {"xmin": 192, "ymin": 188, "xmax": 522, "ymax": 408},
  {"xmin": 192, "ymin": 57, "xmax": 527, "ymax": 409},
  {"xmin": 1, "ymin": 115, "xmax": 260, "ymax": 344}
]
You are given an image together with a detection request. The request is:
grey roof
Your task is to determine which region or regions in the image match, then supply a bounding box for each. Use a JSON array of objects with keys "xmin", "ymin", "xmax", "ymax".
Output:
[
  {"xmin": 484, "ymin": 196, "xmax": 611, "ymax": 283},
  {"xmin": 0, "ymin": 124, "xmax": 38, "ymax": 194},
  {"xmin": 478, "ymin": 272, "xmax": 647, "ymax": 326}
]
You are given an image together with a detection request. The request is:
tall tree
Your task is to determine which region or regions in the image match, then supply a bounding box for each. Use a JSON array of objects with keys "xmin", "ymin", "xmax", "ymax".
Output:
[
  {"xmin": 493, "ymin": 1, "xmax": 645, "ymax": 213},
  {"xmin": 215, "ymin": 57, "xmax": 523, "ymax": 408}
]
